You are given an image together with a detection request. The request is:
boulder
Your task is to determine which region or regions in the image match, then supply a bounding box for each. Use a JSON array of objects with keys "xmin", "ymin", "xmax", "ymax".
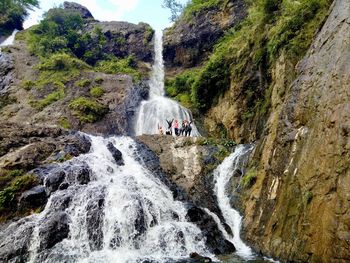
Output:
[
  {"xmin": 186, "ymin": 206, "xmax": 235, "ymax": 255},
  {"xmin": 107, "ymin": 142, "xmax": 124, "ymax": 166},
  {"xmin": 19, "ymin": 185, "xmax": 47, "ymax": 209},
  {"xmin": 39, "ymin": 212, "xmax": 69, "ymax": 250},
  {"xmin": 63, "ymin": 1, "xmax": 94, "ymax": 19}
]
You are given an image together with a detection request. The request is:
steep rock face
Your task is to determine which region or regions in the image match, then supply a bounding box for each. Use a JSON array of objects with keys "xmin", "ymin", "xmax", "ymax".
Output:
[
  {"xmin": 63, "ymin": 1, "xmax": 94, "ymax": 19},
  {"xmin": 163, "ymin": 0, "xmax": 246, "ymax": 74},
  {"xmin": 0, "ymin": 44, "xmax": 149, "ymax": 135},
  {"xmin": 241, "ymin": 0, "xmax": 350, "ymax": 262},
  {"xmin": 85, "ymin": 21, "xmax": 154, "ymax": 63}
]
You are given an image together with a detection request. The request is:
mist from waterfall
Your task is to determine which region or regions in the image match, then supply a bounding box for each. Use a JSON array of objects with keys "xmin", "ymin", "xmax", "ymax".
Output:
[{"xmin": 135, "ymin": 31, "xmax": 200, "ymax": 136}]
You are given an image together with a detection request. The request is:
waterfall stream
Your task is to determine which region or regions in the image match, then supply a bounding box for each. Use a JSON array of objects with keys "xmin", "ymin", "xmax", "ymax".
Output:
[
  {"xmin": 212, "ymin": 145, "xmax": 255, "ymax": 260},
  {"xmin": 27, "ymin": 135, "xmax": 211, "ymax": 263},
  {"xmin": 135, "ymin": 31, "xmax": 200, "ymax": 136},
  {"xmin": 0, "ymin": 29, "xmax": 18, "ymax": 50}
]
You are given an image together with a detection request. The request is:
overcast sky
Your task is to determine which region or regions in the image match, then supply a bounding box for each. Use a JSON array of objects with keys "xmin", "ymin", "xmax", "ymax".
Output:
[{"xmin": 24, "ymin": 0, "xmax": 188, "ymax": 30}]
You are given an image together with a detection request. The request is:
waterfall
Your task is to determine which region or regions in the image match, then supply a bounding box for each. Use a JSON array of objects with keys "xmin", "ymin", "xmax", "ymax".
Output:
[
  {"xmin": 0, "ymin": 29, "xmax": 18, "ymax": 50},
  {"xmin": 135, "ymin": 31, "xmax": 200, "ymax": 136},
  {"xmin": 27, "ymin": 135, "xmax": 212, "ymax": 263},
  {"xmin": 212, "ymin": 145, "xmax": 255, "ymax": 259}
]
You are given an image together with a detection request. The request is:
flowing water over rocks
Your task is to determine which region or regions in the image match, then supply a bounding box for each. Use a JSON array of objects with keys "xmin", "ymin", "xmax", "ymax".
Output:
[{"xmin": 135, "ymin": 31, "xmax": 200, "ymax": 136}]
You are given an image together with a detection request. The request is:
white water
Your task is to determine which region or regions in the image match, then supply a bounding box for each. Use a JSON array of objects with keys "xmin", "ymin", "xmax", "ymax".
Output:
[
  {"xmin": 135, "ymin": 31, "xmax": 200, "ymax": 136},
  {"xmin": 213, "ymin": 145, "xmax": 255, "ymax": 259},
  {"xmin": 28, "ymin": 135, "xmax": 211, "ymax": 263},
  {"xmin": 0, "ymin": 29, "xmax": 18, "ymax": 50}
]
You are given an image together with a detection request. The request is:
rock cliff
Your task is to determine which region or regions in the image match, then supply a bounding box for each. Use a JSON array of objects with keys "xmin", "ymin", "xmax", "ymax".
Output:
[
  {"xmin": 241, "ymin": 0, "xmax": 350, "ymax": 262},
  {"xmin": 163, "ymin": 0, "xmax": 246, "ymax": 75}
]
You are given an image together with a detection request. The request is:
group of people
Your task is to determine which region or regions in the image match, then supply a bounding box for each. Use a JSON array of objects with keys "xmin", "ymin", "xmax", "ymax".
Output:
[{"xmin": 158, "ymin": 119, "xmax": 193, "ymax": 137}]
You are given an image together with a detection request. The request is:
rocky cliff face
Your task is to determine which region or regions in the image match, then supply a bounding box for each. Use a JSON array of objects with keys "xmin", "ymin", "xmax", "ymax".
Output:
[
  {"xmin": 163, "ymin": 0, "xmax": 246, "ymax": 75},
  {"xmin": 0, "ymin": 2, "xmax": 153, "ymax": 136},
  {"xmin": 240, "ymin": 0, "xmax": 350, "ymax": 262}
]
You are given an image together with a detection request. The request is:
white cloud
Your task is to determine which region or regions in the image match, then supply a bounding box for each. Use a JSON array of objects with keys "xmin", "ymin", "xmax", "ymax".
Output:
[{"xmin": 23, "ymin": 0, "xmax": 139, "ymax": 29}]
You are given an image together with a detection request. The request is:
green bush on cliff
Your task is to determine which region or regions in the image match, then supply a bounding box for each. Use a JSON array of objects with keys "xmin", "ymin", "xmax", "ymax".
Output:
[
  {"xmin": 0, "ymin": 0, "xmax": 39, "ymax": 34},
  {"xmin": 90, "ymin": 86, "xmax": 104, "ymax": 98},
  {"xmin": 241, "ymin": 168, "xmax": 257, "ymax": 188},
  {"xmin": 182, "ymin": 0, "xmax": 332, "ymax": 114},
  {"xmin": 183, "ymin": 0, "xmax": 222, "ymax": 20},
  {"xmin": 0, "ymin": 173, "xmax": 38, "ymax": 212},
  {"xmin": 96, "ymin": 56, "xmax": 141, "ymax": 82},
  {"xmin": 165, "ymin": 69, "xmax": 199, "ymax": 109},
  {"xmin": 32, "ymin": 89, "xmax": 65, "ymax": 110},
  {"xmin": 69, "ymin": 97, "xmax": 108, "ymax": 123}
]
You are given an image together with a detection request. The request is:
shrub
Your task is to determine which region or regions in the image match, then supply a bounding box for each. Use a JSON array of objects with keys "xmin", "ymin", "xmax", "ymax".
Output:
[
  {"xmin": 37, "ymin": 53, "xmax": 90, "ymax": 71},
  {"xmin": 90, "ymin": 86, "xmax": 104, "ymax": 98},
  {"xmin": 32, "ymin": 89, "xmax": 65, "ymax": 110},
  {"xmin": 69, "ymin": 97, "xmax": 107, "ymax": 123},
  {"xmin": 75, "ymin": 79, "xmax": 91, "ymax": 88},
  {"xmin": 58, "ymin": 117, "xmax": 71, "ymax": 129},
  {"xmin": 241, "ymin": 168, "xmax": 257, "ymax": 188},
  {"xmin": 95, "ymin": 56, "xmax": 141, "ymax": 82},
  {"xmin": 94, "ymin": 77, "xmax": 104, "ymax": 84},
  {"xmin": 21, "ymin": 80, "xmax": 35, "ymax": 90}
]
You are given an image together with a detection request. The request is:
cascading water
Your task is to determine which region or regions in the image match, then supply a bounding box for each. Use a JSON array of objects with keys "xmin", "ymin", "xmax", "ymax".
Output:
[
  {"xmin": 0, "ymin": 29, "xmax": 18, "ymax": 50},
  {"xmin": 212, "ymin": 145, "xmax": 255, "ymax": 260},
  {"xmin": 135, "ymin": 31, "xmax": 200, "ymax": 136},
  {"xmin": 26, "ymin": 135, "xmax": 212, "ymax": 263}
]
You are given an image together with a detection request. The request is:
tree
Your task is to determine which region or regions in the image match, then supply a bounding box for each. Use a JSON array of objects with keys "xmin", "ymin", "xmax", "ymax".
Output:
[
  {"xmin": 0, "ymin": 0, "xmax": 39, "ymax": 33},
  {"xmin": 162, "ymin": 0, "xmax": 185, "ymax": 22}
]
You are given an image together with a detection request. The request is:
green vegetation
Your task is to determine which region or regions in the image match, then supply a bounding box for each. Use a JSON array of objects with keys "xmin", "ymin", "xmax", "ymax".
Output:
[
  {"xmin": 304, "ymin": 191, "xmax": 313, "ymax": 205},
  {"xmin": 58, "ymin": 117, "xmax": 71, "ymax": 129},
  {"xmin": 169, "ymin": 0, "xmax": 332, "ymax": 117},
  {"xmin": 96, "ymin": 56, "xmax": 141, "ymax": 82},
  {"xmin": 183, "ymin": 0, "xmax": 222, "ymax": 20},
  {"xmin": 0, "ymin": 172, "xmax": 37, "ymax": 212},
  {"xmin": 90, "ymin": 86, "xmax": 104, "ymax": 98},
  {"xmin": 69, "ymin": 97, "xmax": 108, "ymax": 123},
  {"xmin": 143, "ymin": 24, "xmax": 154, "ymax": 44},
  {"xmin": 0, "ymin": 0, "xmax": 39, "ymax": 34},
  {"xmin": 94, "ymin": 77, "xmax": 104, "ymax": 84},
  {"xmin": 165, "ymin": 69, "xmax": 199, "ymax": 109},
  {"xmin": 31, "ymin": 89, "xmax": 65, "ymax": 110},
  {"xmin": 197, "ymin": 137, "xmax": 236, "ymax": 149},
  {"xmin": 21, "ymin": 80, "xmax": 35, "ymax": 90},
  {"xmin": 241, "ymin": 168, "xmax": 257, "ymax": 188},
  {"xmin": 75, "ymin": 79, "xmax": 91, "ymax": 88},
  {"xmin": 0, "ymin": 94, "xmax": 16, "ymax": 111}
]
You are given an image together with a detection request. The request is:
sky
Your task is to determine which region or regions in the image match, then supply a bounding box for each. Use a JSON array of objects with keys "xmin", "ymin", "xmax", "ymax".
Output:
[{"xmin": 24, "ymin": 0, "xmax": 188, "ymax": 30}]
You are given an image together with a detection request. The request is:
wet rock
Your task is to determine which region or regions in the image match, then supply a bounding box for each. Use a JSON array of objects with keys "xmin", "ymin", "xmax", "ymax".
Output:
[
  {"xmin": 0, "ymin": 52, "xmax": 14, "ymax": 93},
  {"xmin": 65, "ymin": 163, "xmax": 91, "ymax": 185},
  {"xmin": 63, "ymin": 1, "xmax": 94, "ymax": 19},
  {"xmin": 0, "ymin": 217, "xmax": 34, "ymax": 263},
  {"xmin": 86, "ymin": 194, "xmax": 105, "ymax": 251},
  {"xmin": 39, "ymin": 212, "xmax": 69, "ymax": 250},
  {"xmin": 189, "ymin": 252, "xmax": 212, "ymax": 263},
  {"xmin": 107, "ymin": 142, "xmax": 124, "ymax": 166},
  {"xmin": 19, "ymin": 185, "xmax": 47, "ymax": 209},
  {"xmin": 44, "ymin": 170, "xmax": 65, "ymax": 194},
  {"xmin": 186, "ymin": 206, "xmax": 235, "ymax": 255}
]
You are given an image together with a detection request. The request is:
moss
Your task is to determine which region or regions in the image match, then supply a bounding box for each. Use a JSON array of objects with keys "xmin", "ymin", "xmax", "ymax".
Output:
[
  {"xmin": 69, "ymin": 96, "xmax": 108, "ymax": 123},
  {"xmin": 182, "ymin": 0, "xmax": 223, "ymax": 21},
  {"xmin": 31, "ymin": 89, "xmax": 65, "ymax": 110},
  {"xmin": 95, "ymin": 56, "xmax": 141, "ymax": 82},
  {"xmin": 143, "ymin": 25, "xmax": 154, "ymax": 44},
  {"xmin": 241, "ymin": 168, "xmax": 257, "ymax": 188},
  {"xmin": 21, "ymin": 80, "xmax": 36, "ymax": 91},
  {"xmin": 75, "ymin": 79, "xmax": 91, "ymax": 88},
  {"xmin": 37, "ymin": 53, "xmax": 90, "ymax": 71},
  {"xmin": 176, "ymin": 0, "xmax": 332, "ymax": 117},
  {"xmin": 58, "ymin": 117, "xmax": 71, "ymax": 129},
  {"xmin": 0, "ymin": 94, "xmax": 16, "ymax": 111},
  {"xmin": 90, "ymin": 86, "xmax": 104, "ymax": 98},
  {"xmin": 94, "ymin": 77, "xmax": 104, "ymax": 84},
  {"xmin": 304, "ymin": 191, "xmax": 313, "ymax": 205},
  {"xmin": 0, "ymin": 173, "xmax": 38, "ymax": 212}
]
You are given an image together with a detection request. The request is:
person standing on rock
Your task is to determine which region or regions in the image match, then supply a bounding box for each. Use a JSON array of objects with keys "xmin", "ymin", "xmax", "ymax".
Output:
[
  {"xmin": 180, "ymin": 120, "xmax": 186, "ymax": 136},
  {"xmin": 185, "ymin": 120, "xmax": 193, "ymax": 137},
  {"xmin": 173, "ymin": 119, "xmax": 179, "ymax": 136},
  {"xmin": 166, "ymin": 119, "xmax": 173, "ymax": 135}
]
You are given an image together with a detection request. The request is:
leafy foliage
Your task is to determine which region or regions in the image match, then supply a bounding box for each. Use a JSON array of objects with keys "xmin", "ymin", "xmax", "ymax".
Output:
[
  {"xmin": 95, "ymin": 56, "xmax": 141, "ymax": 82},
  {"xmin": 241, "ymin": 168, "xmax": 257, "ymax": 188},
  {"xmin": 69, "ymin": 97, "xmax": 108, "ymax": 123},
  {"xmin": 90, "ymin": 87, "xmax": 104, "ymax": 98},
  {"xmin": 162, "ymin": 0, "xmax": 185, "ymax": 22},
  {"xmin": 171, "ymin": 0, "xmax": 332, "ymax": 116},
  {"xmin": 0, "ymin": 0, "xmax": 39, "ymax": 33}
]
